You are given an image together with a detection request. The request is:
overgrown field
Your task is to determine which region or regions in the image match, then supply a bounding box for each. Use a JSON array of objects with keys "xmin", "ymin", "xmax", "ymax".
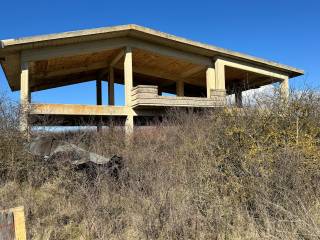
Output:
[{"xmin": 0, "ymin": 92, "xmax": 320, "ymax": 239}]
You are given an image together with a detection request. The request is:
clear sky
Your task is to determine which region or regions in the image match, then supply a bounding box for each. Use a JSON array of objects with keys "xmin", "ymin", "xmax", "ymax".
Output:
[{"xmin": 0, "ymin": 0, "xmax": 319, "ymax": 105}]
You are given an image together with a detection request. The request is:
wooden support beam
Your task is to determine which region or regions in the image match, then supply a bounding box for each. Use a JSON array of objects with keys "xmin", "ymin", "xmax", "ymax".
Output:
[{"xmin": 108, "ymin": 67, "xmax": 115, "ymax": 105}]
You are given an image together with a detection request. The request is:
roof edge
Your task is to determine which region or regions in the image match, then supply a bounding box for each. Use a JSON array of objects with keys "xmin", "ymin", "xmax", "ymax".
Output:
[{"xmin": 0, "ymin": 24, "xmax": 304, "ymax": 77}]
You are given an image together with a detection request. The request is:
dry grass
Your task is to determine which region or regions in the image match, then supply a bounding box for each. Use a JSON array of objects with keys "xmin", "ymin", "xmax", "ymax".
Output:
[{"xmin": 0, "ymin": 91, "xmax": 320, "ymax": 239}]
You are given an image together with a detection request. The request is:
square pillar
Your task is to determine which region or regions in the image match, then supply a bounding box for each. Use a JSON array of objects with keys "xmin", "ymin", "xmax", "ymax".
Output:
[
  {"xmin": 20, "ymin": 62, "xmax": 30, "ymax": 135},
  {"xmin": 176, "ymin": 80, "xmax": 184, "ymax": 96},
  {"xmin": 96, "ymin": 79, "xmax": 102, "ymax": 105},
  {"xmin": 280, "ymin": 76, "xmax": 289, "ymax": 101},
  {"xmin": 124, "ymin": 46, "xmax": 133, "ymax": 107},
  {"xmin": 215, "ymin": 59, "xmax": 226, "ymax": 90},
  {"xmin": 124, "ymin": 46, "xmax": 134, "ymax": 136},
  {"xmin": 96, "ymin": 79, "xmax": 102, "ymax": 132},
  {"xmin": 108, "ymin": 67, "xmax": 115, "ymax": 105},
  {"xmin": 206, "ymin": 67, "xmax": 216, "ymax": 98}
]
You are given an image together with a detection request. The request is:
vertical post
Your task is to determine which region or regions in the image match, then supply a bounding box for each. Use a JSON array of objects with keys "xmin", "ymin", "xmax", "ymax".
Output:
[
  {"xmin": 280, "ymin": 76, "xmax": 289, "ymax": 101},
  {"xmin": 206, "ymin": 67, "xmax": 216, "ymax": 98},
  {"xmin": 215, "ymin": 59, "xmax": 226, "ymax": 90},
  {"xmin": 124, "ymin": 46, "xmax": 134, "ymax": 136},
  {"xmin": 235, "ymin": 89, "xmax": 243, "ymax": 107},
  {"xmin": 176, "ymin": 80, "xmax": 184, "ymax": 96},
  {"xmin": 124, "ymin": 46, "xmax": 133, "ymax": 107},
  {"xmin": 108, "ymin": 67, "xmax": 115, "ymax": 105},
  {"xmin": 20, "ymin": 61, "xmax": 30, "ymax": 137},
  {"xmin": 96, "ymin": 79, "xmax": 102, "ymax": 132},
  {"xmin": 96, "ymin": 79, "xmax": 102, "ymax": 105}
]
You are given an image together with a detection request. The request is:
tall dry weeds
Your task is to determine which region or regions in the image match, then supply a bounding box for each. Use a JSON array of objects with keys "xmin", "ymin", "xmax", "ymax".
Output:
[{"xmin": 0, "ymin": 90, "xmax": 319, "ymax": 239}]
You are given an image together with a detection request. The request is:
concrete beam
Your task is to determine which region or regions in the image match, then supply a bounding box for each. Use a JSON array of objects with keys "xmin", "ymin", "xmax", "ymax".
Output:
[
  {"xmin": 32, "ymin": 61, "xmax": 109, "ymax": 80},
  {"xmin": 21, "ymin": 38, "xmax": 128, "ymax": 62},
  {"xmin": 110, "ymin": 49, "xmax": 125, "ymax": 67},
  {"xmin": 215, "ymin": 57, "xmax": 288, "ymax": 81},
  {"xmin": 130, "ymin": 39, "xmax": 211, "ymax": 66},
  {"xmin": 30, "ymin": 104, "xmax": 133, "ymax": 116}
]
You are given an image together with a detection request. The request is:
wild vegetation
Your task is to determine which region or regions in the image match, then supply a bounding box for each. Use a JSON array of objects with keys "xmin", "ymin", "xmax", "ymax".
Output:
[{"xmin": 0, "ymin": 90, "xmax": 319, "ymax": 239}]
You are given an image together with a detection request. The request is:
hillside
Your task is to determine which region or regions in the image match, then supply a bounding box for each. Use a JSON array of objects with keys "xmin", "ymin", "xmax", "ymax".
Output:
[{"xmin": 0, "ymin": 91, "xmax": 320, "ymax": 240}]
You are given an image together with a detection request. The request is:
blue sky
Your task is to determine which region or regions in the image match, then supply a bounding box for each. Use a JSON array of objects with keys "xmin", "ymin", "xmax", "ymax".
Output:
[{"xmin": 0, "ymin": 0, "xmax": 319, "ymax": 105}]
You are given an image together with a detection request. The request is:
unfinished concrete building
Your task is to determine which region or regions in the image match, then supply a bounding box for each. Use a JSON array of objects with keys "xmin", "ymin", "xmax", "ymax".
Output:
[{"xmin": 0, "ymin": 24, "xmax": 303, "ymax": 134}]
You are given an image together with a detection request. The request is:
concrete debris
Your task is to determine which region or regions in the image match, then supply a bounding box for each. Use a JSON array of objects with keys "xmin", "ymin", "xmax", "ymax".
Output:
[{"xmin": 28, "ymin": 137, "xmax": 123, "ymax": 180}]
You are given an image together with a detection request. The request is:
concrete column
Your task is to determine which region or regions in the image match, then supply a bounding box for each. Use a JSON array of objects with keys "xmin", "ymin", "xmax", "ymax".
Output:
[
  {"xmin": 280, "ymin": 76, "xmax": 289, "ymax": 101},
  {"xmin": 235, "ymin": 90, "xmax": 243, "ymax": 107},
  {"xmin": 124, "ymin": 46, "xmax": 134, "ymax": 135},
  {"xmin": 96, "ymin": 79, "xmax": 102, "ymax": 132},
  {"xmin": 96, "ymin": 79, "xmax": 102, "ymax": 105},
  {"xmin": 124, "ymin": 47, "xmax": 133, "ymax": 107},
  {"xmin": 206, "ymin": 67, "xmax": 216, "ymax": 98},
  {"xmin": 176, "ymin": 80, "xmax": 184, "ymax": 96},
  {"xmin": 20, "ymin": 62, "xmax": 30, "ymax": 136},
  {"xmin": 215, "ymin": 59, "xmax": 226, "ymax": 90},
  {"xmin": 125, "ymin": 115, "xmax": 134, "ymax": 135},
  {"xmin": 108, "ymin": 67, "xmax": 115, "ymax": 105}
]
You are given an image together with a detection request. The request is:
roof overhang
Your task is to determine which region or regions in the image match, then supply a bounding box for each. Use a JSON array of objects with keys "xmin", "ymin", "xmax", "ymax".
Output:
[{"xmin": 0, "ymin": 24, "xmax": 304, "ymax": 92}]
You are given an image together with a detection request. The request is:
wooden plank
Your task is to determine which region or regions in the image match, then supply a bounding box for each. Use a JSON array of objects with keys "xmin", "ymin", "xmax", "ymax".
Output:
[
  {"xmin": 0, "ymin": 210, "xmax": 15, "ymax": 240},
  {"xmin": 0, "ymin": 206, "xmax": 27, "ymax": 240}
]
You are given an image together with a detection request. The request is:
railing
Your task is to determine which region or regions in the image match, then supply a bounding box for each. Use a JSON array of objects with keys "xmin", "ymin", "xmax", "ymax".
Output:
[{"xmin": 131, "ymin": 85, "xmax": 226, "ymax": 108}]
